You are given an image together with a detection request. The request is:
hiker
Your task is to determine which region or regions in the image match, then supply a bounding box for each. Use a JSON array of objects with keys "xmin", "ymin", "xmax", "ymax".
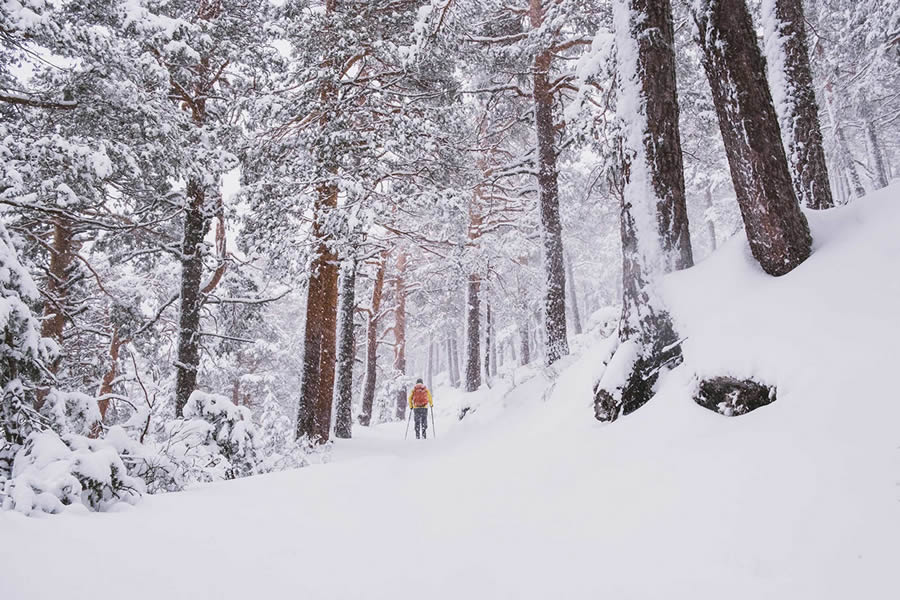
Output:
[{"xmin": 408, "ymin": 378, "xmax": 433, "ymax": 439}]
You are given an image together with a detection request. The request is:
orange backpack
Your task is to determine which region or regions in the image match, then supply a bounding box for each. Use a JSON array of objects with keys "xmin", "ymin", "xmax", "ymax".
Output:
[{"xmin": 411, "ymin": 384, "xmax": 429, "ymax": 408}]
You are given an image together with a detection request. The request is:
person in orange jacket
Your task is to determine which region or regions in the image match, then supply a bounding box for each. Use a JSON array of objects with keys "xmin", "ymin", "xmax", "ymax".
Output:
[{"xmin": 408, "ymin": 378, "xmax": 433, "ymax": 439}]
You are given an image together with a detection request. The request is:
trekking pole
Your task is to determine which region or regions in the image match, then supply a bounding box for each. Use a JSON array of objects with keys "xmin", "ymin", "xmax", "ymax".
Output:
[
  {"xmin": 404, "ymin": 409, "xmax": 412, "ymax": 440},
  {"xmin": 430, "ymin": 406, "xmax": 436, "ymax": 439}
]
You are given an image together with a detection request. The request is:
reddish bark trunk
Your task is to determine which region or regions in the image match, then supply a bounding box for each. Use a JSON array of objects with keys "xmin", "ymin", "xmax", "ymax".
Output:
[{"xmin": 296, "ymin": 184, "xmax": 340, "ymax": 444}]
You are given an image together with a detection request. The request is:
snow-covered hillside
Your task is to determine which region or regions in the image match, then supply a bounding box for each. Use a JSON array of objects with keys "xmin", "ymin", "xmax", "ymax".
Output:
[{"xmin": 2, "ymin": 185, "xmax": 898, "ymax": 598}]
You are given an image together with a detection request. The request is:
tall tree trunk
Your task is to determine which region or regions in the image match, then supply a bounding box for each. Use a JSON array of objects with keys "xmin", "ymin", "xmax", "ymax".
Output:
[
  {"xmin": 449, "ymin": 335, "xmax": 461, "ymax": 388},
  {"xmin": 36, "ymin": 217, "xmax": 75, "ymax": 410},
  {"xmin": 762, "ymin": 0, "xmax": 834, "ymax": 209},
  {"xmin": 426, "ymin": 337, "xmax": 434, "ymax": 391},
  {"xmin": 296, "ymin": 184, "xmax": 340, "ymax": 443},
  {"xmin": 174, "ymin": 180, "xmax": 211, "ymax": 417},
  {"xmin": 393, "ymin": 251, "xmax": 408, "ymax": 421},
  {"xmin": 693, "ymin": 0, "xmax": 812, "ymax": 276},
  {"xmin": 861, "ymin": 97, "xmax": 889, "ymax": 190},
  {"xmin": 483, "ymin": 301, "xmax": 492, "ymax": 386},
  {"xmin": 464, "ymin": 274, "xmax": 481, "ymax": 392},
  {"xmin": 595, "ymin": 0, "xmax": 693, "ymax": 421},
  {"xmin": 358, "ymin": 252, "xmax": 387, "ymax": 427},
  {"xmin": 529, "ymin": 0, "xmax": 569, "ymax": 366},
  {"xmin": 564, "ymin": 252, "xmax": 583, "ymax": 335},
  {"xmin": 518, "ymin": 321, "xmax": 530, "ymax": 366},
  {"xmin": 704, "ymin": 185, "xmax": 718, "ymax": 250},
  {"xmin": 334, "ymin": 257, "xmax": 357, "ymax": 439}
]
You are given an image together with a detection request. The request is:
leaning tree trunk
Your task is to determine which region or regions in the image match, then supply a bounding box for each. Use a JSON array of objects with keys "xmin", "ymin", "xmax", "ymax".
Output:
[
  {"xmin": 174, "ymin": 180, "xmax": 212, "ymax": 417},
  {"xmin": 762, "ymin": 0, "xmax": 834, "ymax": 210},
  {"xmin": 693, "ymin": 0, "xmax": 812, "ymax": 276},
  {"xmin": 296, "ymin": 184, "xmax": 340, "ymax": 444},
  {"xmin": 464, "ymin": 274, "xmax": 481, "ymax": 392},
  {"xmin": 594, "ymin": 0, "xmax": 694, "ymax": 421},
  {"xmin": 333, "ymin": 257, "xmax": 357, "ymax": 439},
  {"xmin": 530, "ymin": 0, "xmax": 569, "ymax": 366},
  {"xmin": 359, "ymin": 251, "xmax": 387, "ymax": 427},
  {"xmin": 393, "ymin": 251, "xmax": 408, "ymax": 421}
]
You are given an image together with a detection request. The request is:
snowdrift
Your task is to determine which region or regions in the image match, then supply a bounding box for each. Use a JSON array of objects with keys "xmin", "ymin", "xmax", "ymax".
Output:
[{"xmin": 2, "ymin": 184, "xmax": 899, "ymax": 599}]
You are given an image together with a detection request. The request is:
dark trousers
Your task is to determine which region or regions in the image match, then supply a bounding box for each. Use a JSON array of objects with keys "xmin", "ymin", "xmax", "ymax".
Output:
[{"xmin": 413, "ymin": 407, "xmax": 429, "ymax": 439}]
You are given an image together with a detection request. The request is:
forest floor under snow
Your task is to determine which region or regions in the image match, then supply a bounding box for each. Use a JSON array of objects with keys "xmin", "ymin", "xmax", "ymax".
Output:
[{"xmin": 2, "ymin": 184, "xmax": 900, "ymax": 599}]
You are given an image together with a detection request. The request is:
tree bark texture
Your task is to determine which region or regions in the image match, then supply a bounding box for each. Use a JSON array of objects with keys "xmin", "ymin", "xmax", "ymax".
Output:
[
  {"xmin": 762, "ymin": 0, "xmax": 834, "ymax": 210},
  {"xmin": 333, "ymin": 257, "xmax": 357, "ymax": 439},
  {"xmin": 295, "ymin": 184, "xmax": 340, "ymax": 443},
  {"xmin": 464, "ymin": 274, "xmax": 481, "ymax": 392},
  {"xmin": 393, "ymin": 251, "xmax": 408, "ymax": 421},
  {"xmin": 174, "ymin": 180, "xmax": 211, "ymax": 417},
  {"xmin": 693, "ymin": 0, "xmax": 812, "ymax": 276},
  {"xmin": 594, "ymin": 0, "xmax": 692, "ymax": 421},
  {"xmin": 358, "ymin": 251, "xmax": 387, "ymax": 427},
  {"xmin": 530, "ymin": 0, "xmax": 569, "ymax": 366}
]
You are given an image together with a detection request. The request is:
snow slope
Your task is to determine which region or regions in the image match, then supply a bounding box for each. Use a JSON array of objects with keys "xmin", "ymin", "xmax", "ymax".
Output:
[{"xmin": 2, "ymin": 185, "xmax": 899, "ymax": 599}]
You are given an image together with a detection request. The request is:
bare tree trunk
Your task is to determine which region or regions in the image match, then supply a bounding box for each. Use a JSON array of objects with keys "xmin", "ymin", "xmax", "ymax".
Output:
[
  {"xmin": 334, "ymin": 257, "xmax": 357, "ymax": 439},
  {"xmin": 174, "ymin": 180, "xmax": 211, "ymax": 417},
  {"xmin": 359, "ymin": 252, "xmax": 387, "ymax": 427},
  {"xmin": 529, "ymin": 0, "xmax": 569, "ymax": 366},
  {"xmin": 464, "ymin": 274, "xmax": 481, "ymax": 392},
  {"xmin": 595, "ymin": 0, "xmax": 693, "ymax": 421},
  {"xmin": 693, "ymin": 0, "xmax": 812, "ymax": 277},
  {"xmin": 564, "ymin": 252, "xmax": 583, "ymax": 335},
  {"xmin": 296, "ymin": 184, "xmax": 340, "ymax": 443},
  {"xmin": 762, "ymin": 0, "xmax": 834, "ymax": 209},
  {"xmin": 393, "ymin": 251, "xmax": 408, "ymax": 420}
]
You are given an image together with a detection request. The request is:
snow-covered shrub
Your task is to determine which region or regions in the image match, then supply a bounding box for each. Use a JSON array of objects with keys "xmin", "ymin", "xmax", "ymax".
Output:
[
  {"xmin": 257, "ymin": 394, "xmax": 308, "ymax": 472},
  {"xmin": 0, "ymin": 223, "xmax": 55, "ymax": 481},
  {"xmin": 2, "ymin": 430, "xmax": 144, "ymax": 516},
  {"xmin": 161, "ymin": 391, "xmax": 264, "ymax": 482},
  {"xmin": 39, "ymin": 389, "xmax": 101, "ymax": 437}
]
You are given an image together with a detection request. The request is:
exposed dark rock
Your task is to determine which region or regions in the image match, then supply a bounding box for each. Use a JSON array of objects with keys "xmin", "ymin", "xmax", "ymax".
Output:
[{"xmin": 694, "ymin": 377, "xmax": 776, "ymax": 416}]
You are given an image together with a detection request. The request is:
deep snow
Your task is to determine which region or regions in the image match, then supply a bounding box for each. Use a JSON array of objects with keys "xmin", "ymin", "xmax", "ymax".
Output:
[{"xmin": 2, "ymin": 185, "xmax": 899, "ymax": 599}]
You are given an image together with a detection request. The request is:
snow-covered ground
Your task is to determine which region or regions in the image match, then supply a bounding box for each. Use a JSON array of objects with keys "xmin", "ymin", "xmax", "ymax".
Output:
[{"xmin": 2, "ymin": 185, "xmax": 899, "ymax": 598}]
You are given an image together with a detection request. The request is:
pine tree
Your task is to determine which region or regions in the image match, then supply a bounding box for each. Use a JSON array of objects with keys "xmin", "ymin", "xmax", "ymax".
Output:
[
  {"xmin": 594, "ymin": 0, "xmax": 693, "ymax": 421},
  {"xmin": 692, "ymin": 0, "xmax": 812, "ymax": 277}
]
